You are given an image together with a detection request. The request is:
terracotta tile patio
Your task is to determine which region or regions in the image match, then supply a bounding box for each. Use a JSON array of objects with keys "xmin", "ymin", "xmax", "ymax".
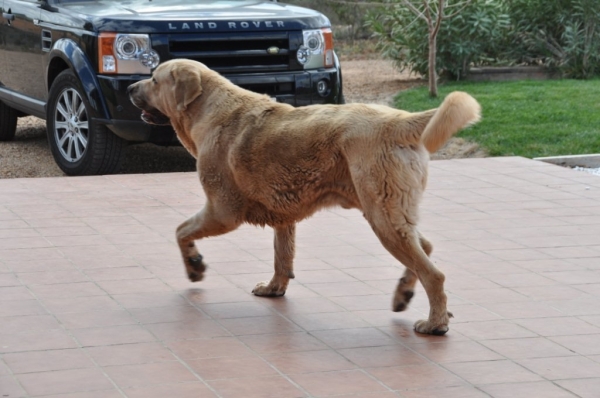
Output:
[{"xmin": 1, "ymin": 156, "xmax": 599, "ymax": 397}]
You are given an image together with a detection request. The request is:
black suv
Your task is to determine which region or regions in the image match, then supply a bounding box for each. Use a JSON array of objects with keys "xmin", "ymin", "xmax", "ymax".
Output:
[{"xmin": 0, "ymin": 0, "xmax": 343, "ymax": 175}]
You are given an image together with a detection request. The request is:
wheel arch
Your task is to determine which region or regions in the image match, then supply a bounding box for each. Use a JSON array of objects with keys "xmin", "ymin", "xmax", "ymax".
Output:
[{"xmin": 47, "ymin": 39, "xmax": 110, "ymax": 120}]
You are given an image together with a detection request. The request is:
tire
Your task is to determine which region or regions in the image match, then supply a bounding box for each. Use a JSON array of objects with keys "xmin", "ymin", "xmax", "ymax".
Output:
[
  {"xmin": 47, "ymin": 69, "xmax": 126, "ymax": 176},
  {"xmin": 0, "ymin": 100, "xmax": 18, "ymax": 141}
]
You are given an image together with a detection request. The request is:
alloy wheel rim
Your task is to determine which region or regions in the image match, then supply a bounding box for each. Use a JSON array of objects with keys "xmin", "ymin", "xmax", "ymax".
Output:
[{"xmin": 54, "ymin": 88, "xmax": 89, "ymax": 163}]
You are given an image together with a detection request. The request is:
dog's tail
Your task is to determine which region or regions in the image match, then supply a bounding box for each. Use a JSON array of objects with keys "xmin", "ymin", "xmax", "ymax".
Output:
[{"xmin": 415, "ymin": 91, "xmax": 481, "ymax": 153}]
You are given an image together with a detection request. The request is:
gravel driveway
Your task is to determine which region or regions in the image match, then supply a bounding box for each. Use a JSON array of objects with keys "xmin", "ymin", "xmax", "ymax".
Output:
[{"xmin": 0, "ymin": 59, "xmax": 483, "ymax": 179}]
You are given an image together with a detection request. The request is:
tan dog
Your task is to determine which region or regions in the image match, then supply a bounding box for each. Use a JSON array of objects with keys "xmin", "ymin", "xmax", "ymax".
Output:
[{"xmin": 128, "ymin": 59, "xmax": 480, "ymax": 335}]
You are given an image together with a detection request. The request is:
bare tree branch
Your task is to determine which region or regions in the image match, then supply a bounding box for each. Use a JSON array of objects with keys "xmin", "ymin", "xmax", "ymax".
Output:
[
  {"xmin": 444, "ymin": 1, "xmax": 473, "ymax": 18},
  {"xmin": 402, "ymin": 0, "xmax": 429, "ymax": 23},
  {"xmin": 431, "ymin": 0, "xmax": 444, "ymax": 38}
]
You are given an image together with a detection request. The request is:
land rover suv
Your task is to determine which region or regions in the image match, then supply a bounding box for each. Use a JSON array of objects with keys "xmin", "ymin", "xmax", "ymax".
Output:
[{"xmin": 0, "ymin": 0, "xmax": 344, "ymax": 175}]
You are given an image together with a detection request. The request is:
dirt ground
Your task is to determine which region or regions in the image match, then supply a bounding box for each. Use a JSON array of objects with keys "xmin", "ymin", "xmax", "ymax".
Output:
[{"xmin": 0, "ymin": 59, "xmax": 485, "ymax": 179}]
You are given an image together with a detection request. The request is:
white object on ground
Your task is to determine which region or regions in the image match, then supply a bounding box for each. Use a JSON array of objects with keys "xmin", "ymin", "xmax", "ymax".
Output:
[{"xmin": 574, "ymin": 166, "xmax": 600, "ymax": 176}]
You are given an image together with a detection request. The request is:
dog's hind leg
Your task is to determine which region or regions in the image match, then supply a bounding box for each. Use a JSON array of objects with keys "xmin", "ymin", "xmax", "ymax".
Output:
[
  {"xmin": 392, "ymin": 233, "xmax": 432, "ymax": 312},
  {"xmin": 176, "ymin": 204, "xmax": 241, "ymax": 282},
  {"xmin": 376, "ymin": 226, "xmax": 450, "ymax": 335},
  {"xmin": 252, "ymin": 224, "xmax": 295, "ymax": 297},
  {"xmin": 360, "ymin": 197, "xmax": 451, "ymax": 335}
]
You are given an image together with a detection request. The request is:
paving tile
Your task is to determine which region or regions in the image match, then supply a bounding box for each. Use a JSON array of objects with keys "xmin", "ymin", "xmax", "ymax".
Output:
[
  {"xmin": 165, "ymin": 337, "xmax": 254, "ymax": 360},
  {"xmin": 515, "ymin": 316, "xmax": 600, "ymax": 337},
  {"xmin": 483, "ymin": 272, "xmax": 558, "ymax": 288},
  {"xmin": 454, "ymin": 288, "xmax": 528, "ymax": 304},
  {"xmin": 265, "ymin": 349, "xmax": 356, "ymax": 374},
  {"xmin": 0, "ymin": 375, "xmax": 27, "ymax": 398},
  {"xmin": 71, "ymin": 324, "xmax": 157, "ymax": 347},
  {"xmin": 28, "ymin": 282, "xmax": 107, "ymax": 299},
  {"xmin": 443, "ymin": 360, "xmax": 542, "ymax": 385},
  {"xmin": 287, "ymin": 311, "xmax": 372, "ymax": 331},
  {"xmin": 17, "ymin": 368, "xmax": 114, "ymax": 396},
  {"xmin": 329, "ymin": 293, "xmax": 399, "ymax": 312},
  {"xmin": 198, "ymin": 301, "xmax": 274, "ymax": 319},
  {"xmin": 448, "ymin": 304, "xmax": 503, "ymax": 323},
  {"xmin": 16, "ymin": 270, "xmax": 89, "ymax": 286},
  {"xmin": 518, "ymin": 356, "xmax": 600, "ymax": 380},
  {"xmin": 123, "ymin": 382, "xmax": 217, "ymax": 398},
  {"xmin": 238, "ymin": 332, "xmax": 328, "ymax": 354},
  {"xmin": 145, "ymin": 319, "xmax": 229, "ymax": 340},
  {"xmin": 42, "ymin": 295, "xmax": 123, "ymax": 314},
  {"xmin": 367, "ymin": 363, "xmax": 465, "ymax": 390},
  {"xmin": 312, "ymin": 327, "xmax": 397, "ymax": 349},
  {"xmin": 543, "ymin": 296, "xmax": 600, "ymax": 316},
  {"xmin": 3, "ymin": 348, "xmax": 94, "ymax": 374},
  {"xmin": 408, "ymin": 340, "xmax": 503, "ymax": 363},
  {"xmin": 291, "ymin": 369, "xmax": 388, "ymax": 396},
  {"xmin": 0, "ymin": 286, "xmax": 35, "ymax": 301},
  {"xmin": 0, "ymin": 301, "xmax": 45, "ymax": 320},
  {"xmin": 85, "ymin": 342, "xmax": 176, "ymax": 366},
  {"xmin": 512, "ymin": 285, "xmax": 588, "ymax": 301},
  {"xmin": 451, "ymin": 320, "xmax": 537, "ymax": 340},
  {"xmin": 217, "ymin": 314, "xmax": 302, "ymax": 336},
  {"xmin": 103, "ymin": 361, "xmax": 198, "ymax": 388},
  {"xmin": 208, "ymin": 375, "xmax": 304, "ymax": 398},
  {"xmin": 266, "ymin": 296, "xmax": 345, "ymax": 315},
  {"xmin": 188, "ymin": 355, "xmax": 280, "ymax": 380},
  {"xmin": 556, "ymin": 378, "xmax": 600, "ymax": 398},
  {"xmin": 56, "ymin": 310, "xmax": 137, "ymax": 329},
  {"xmin": 480, "ymin": 337, "xmax": 577, "ymax": 360},
  {"xmin": 338, "ymin": 344, "xmax": 429, "ymax": 368},
  {"xmin": 401, "ymin": 385, "xmax": 490, "ymax": 398},
  {"xmin": 112, "ymin": 291, "xmax": 191, "ymax": 309},
  {"xmin": 0, "ymin": 329, "xmax": 78, "ymax": 353},
  {"xmin": 480, "ymin": 381, "xmax": 579, "ymax": 398},
  {"xmin": 304, "ymin": 281, "xmax": 383, "ymax": 297},
  {"xmin": 0, "ymin": 314, "xmax": 61, "ymax": 335}
]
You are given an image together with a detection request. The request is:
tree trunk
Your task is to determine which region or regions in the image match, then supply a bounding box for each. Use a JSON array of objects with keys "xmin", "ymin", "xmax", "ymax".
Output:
[{"xmin": 428, "ymin": 33, "xmax": 438, "ymax": 98}]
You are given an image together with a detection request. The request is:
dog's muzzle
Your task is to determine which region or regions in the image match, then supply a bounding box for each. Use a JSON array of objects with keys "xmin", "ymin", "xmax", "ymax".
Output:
[{"xmin": 128, "ymin": 84, "xmax": 171, "ymax": 126}]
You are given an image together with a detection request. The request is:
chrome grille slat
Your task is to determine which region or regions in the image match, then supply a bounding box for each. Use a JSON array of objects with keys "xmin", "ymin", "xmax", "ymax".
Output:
[{"xmin": 167, "ymin": 31, "xmax": 298, "ymax": 74}]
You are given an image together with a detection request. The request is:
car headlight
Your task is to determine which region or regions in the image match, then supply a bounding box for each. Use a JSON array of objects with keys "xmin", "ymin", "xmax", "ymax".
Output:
[
  {"xmin": 297, "ymin": 28, "xmax": 334, "ymax": 69},
  {"xmin": 98, "ymin": 33, "xmax": 160, "ymax": 74}
]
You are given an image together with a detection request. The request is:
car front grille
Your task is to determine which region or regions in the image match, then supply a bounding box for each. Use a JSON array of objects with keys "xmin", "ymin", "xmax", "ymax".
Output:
[{"xmin": 167, "ymin": 31, "xmax": 301, "ymax": 74}]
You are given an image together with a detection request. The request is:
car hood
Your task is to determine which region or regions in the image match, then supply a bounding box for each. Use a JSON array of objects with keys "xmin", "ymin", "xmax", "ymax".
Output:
[{"xmin": 57, "ymin": 0, "xmax": 331, "ymax": 33}]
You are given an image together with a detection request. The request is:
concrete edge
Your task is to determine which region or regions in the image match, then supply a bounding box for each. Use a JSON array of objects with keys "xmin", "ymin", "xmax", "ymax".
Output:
[{"xmin": 535, "ymin": 154, "xmax": 600, "ymax": 168}]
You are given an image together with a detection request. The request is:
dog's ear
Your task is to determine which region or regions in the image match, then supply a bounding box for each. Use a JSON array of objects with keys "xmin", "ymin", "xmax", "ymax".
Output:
[{"xmin": 171, "ymin": 64, "xmax": 203, "ymax": 112}]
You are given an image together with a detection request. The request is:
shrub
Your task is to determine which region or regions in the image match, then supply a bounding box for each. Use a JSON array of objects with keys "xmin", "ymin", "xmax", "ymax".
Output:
[
  {"xmin": 508, "ymin": 0, "xmax": 600, "ymax": 78},
  {"xmin": 366, "ymin": 0, "xmax": 511, "ymax": 80}
]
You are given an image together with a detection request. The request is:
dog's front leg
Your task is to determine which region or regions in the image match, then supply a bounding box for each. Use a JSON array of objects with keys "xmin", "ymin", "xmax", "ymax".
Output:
[
  {"xmin": 176, "ymin": 204, "xmax": 240, "ymax": 282},
  {"xmin": 252, "ymin": 224, "xmax": 296, "ymax": 297}
]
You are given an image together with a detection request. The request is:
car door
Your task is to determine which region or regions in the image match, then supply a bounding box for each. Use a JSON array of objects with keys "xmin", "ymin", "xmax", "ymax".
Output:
[
  {"xmin": 0, "ymin": 0, "xmax": 10, "ymax": 90},
  {"xmin": 0, "ymin": 0, "xmax": 44, "ymax": 100}
]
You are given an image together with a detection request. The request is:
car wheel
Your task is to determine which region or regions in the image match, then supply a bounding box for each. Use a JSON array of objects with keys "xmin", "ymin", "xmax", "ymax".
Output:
[
  {"xmin": 47, "ymin": 69, "xmax": 126, "ymax": 176},
  {"xmin": 0, "ymin": 100, "xmax": 18, "ymax": 141}
]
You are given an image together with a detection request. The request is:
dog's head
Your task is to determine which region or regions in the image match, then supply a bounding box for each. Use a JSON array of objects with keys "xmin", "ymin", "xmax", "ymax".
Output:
[{"xmin": 128, "ymin": 59, "xmax": 204, "ymax": 125}]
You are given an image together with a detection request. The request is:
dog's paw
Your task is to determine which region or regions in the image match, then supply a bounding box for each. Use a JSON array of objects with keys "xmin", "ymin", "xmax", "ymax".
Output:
[
  {"xmin": 413, "ymin": 312, "xmax": 453, "ymax": 336},
  {"xmin": 392, "ymin": 290, "xmax": 414, "ymax": 312},
  {"xmin": 186, "ymin": 255, "xmax": 207, "ymax": 282},
  {"xmin": 252, "ymin": 281, "xmax": 286, "ymax": 297}
]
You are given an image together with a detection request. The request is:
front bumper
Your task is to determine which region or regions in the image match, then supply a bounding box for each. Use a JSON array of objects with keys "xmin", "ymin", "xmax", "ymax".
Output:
[{"xmin": 96, "ymin": 67, "xmax": 342, "ymax": 144}]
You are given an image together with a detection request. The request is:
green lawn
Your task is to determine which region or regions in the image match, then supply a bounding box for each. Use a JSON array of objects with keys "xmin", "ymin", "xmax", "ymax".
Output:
[{"xmin": 393, "ymin": 79, "xmax": 600, "ymax": 158}]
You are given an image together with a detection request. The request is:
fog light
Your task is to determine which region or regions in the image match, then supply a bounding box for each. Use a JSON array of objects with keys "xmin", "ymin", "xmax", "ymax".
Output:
[
  {"xmin": 103, "ymin": 55, "xmax": 116, "ymax": 73},
  {"xmin": 317, "ymin": 79, "xmax": 329, "ymax": 96},
  {"xmin": 297, "ymin": 46, "xmax": 310, "ymax": 65},
  {"xmin": 140, "ymin": 50, "xmax": 160, "ymax": 69}
]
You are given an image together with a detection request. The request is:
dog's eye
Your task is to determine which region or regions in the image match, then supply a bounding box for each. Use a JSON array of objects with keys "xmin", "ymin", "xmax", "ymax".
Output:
[{"xmin": 152, "ymin": 78, "xmax": 157, "ymax": 84}]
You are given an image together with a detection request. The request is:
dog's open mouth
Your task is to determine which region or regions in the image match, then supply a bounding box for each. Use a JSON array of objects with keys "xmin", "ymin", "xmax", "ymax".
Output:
[{"xmin": 140, "ymin": 109, "xmax": 171, "ymax": 126}]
